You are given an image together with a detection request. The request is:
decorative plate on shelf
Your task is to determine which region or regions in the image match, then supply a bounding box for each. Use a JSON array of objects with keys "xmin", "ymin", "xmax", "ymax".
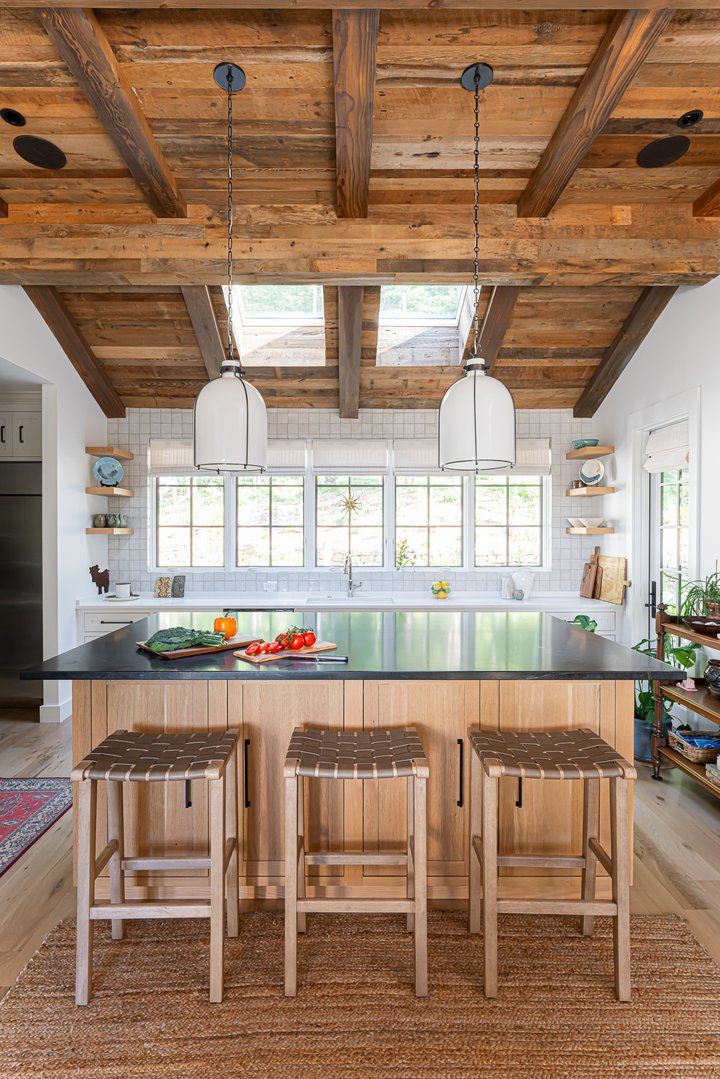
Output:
[
  {"xmin": 578, "ymin": 459, "xmax": 605, "ymax": 486},
  {"xmin": 92, "ymin": 456, "xmax": 124, "ymax": 487}
]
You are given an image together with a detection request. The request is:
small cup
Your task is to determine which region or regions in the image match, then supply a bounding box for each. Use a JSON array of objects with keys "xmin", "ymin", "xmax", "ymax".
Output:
[
  {"xmin": 106, "ymin": 513, "xmax": 120, "ymax": 528},
  {"xmin": 92, "ymin": 513, "xmax": 107, "ymax": 528},
  {"xmin": 115, "ymin": 582, "xmax": 131, "ymax": 599},
  {"xmin": 570, "ymin": 480, "xmax": 584, "ymax": 490}
]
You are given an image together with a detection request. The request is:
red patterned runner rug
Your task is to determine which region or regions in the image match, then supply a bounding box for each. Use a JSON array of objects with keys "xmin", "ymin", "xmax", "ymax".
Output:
[{"xmin": 0, "ymin": 778, "xmax": 72, "ymax": 877}]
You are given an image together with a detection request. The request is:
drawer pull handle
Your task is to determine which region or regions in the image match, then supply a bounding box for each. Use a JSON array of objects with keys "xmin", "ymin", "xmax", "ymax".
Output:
[
  {"xmin": 99, "ymin": 620, "xmax": 131, "ymax": 625},
  {"xmin": 515, "ymin": 778, "xmax": 523, "ymax": 809},
  {"xmin": 244, "ymin": 738, "xmax": 251, "ymax": 809},
  {"xmin": 18, "ymin": 425, "xmax": 23, "ymax": 443},
  {"xmin": 456, "ymin": 738, "xmax": 464, "ymax": 808},
  {"xmin": 0, "ymin": 425, "xmax": 5, "ymax": 444},
  {"xmin": 185, "ymin": 780, "xmax": 192, "ymax": 809}
]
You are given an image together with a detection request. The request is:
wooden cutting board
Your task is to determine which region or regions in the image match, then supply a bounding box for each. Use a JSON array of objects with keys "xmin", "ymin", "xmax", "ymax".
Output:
[
  {"xmin": 234, "ymin": 640, "xmax": 337, "ymax": 664},
  {"xmin": 580, "ymin": 546, "xmax": 601, "ymax": 599},
  {"xmin": 136, "ymin": 635, "xmax": 261, "ymax": 660},
  {"xmin": 594, "ymin": 556, "xmax": 631, "ymax": 606}
]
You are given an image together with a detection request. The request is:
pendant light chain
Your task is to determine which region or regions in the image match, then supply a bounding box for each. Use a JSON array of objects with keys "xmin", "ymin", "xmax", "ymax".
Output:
[
  {"xmin": 471, "ymin": 67, "xmax": 481, "ymax": 362},
  {"xmin": 226, "ymin": 67, "xmax": 235, "ymax": 367}
]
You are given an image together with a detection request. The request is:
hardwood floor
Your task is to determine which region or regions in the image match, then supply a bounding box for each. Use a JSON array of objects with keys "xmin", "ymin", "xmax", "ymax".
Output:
[{"xmin": 0, "ymin": 713, "xmax": 718, "ymax": 999}]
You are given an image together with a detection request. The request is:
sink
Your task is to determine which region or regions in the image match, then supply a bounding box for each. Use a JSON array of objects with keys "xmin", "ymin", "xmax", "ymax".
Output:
[{"xmin": 303, "ymin": 595, "xmax": 395, "ymax": 605}]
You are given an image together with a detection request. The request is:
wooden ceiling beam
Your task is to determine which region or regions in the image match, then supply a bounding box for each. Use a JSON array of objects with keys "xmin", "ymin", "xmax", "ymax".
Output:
[
  {"xmin": 0, "ymin": 196, "xmax": 7, "ymax": 218},
  {"xmin": 338, "ymin": 285, "xmax": 364, "ymax": 417},
  {"xmin": 693, "ymin": 178, "xmax": 720, "ymax": 219},
  {"xmin": 573, "ymin": 285, "xmax": 677, "ymax": 417},
  {"xmin": 35, "ymin": 8, "xmax": 187, "ymax": 219},
  {"xmin": 2, "ymin": 1, "xmax": 715, "ymax": 8},
  {"xmin": 332, "ymin": 9, "xmax": 379, "ymax": 219},
  {"xmin": 181, "ymin": 286, "xmax": 225, "ymax": 380},
  {"xmin": 24, "ymin": 286, "xmax": 126, "ymax": 418},
  {"xmin": 517, "ymin": 8, "xmax": 674, "ymax": 219},
  {"xmin": 466, "ymin": 285, "xmax": 521, "ymax": 369}
]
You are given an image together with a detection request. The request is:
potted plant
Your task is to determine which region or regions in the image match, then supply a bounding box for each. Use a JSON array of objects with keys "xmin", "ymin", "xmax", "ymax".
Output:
[
  {"xmin": 670, "ymin": 566, "xmax": 720, "ymax": 617},
  {"xmin": 631, "ymin": 636, "xmax": 698, "ymax": 762}
]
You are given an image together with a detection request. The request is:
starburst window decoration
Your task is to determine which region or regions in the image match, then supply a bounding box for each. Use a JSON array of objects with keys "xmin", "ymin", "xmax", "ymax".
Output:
[{"xmin": 339, "ymin": 494, "xmax": 362, "ymax": 515}]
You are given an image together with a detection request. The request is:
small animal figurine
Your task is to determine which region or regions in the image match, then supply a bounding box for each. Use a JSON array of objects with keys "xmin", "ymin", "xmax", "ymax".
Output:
[{"xmin": 89, "ymin": 565, "xmax": 110, "ymax": 595}]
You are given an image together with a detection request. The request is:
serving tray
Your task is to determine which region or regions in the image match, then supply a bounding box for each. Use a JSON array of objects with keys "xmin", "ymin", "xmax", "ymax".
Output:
[{"xmin": 136, "ymin": 635, "xmax": 261, "ymax": 660}]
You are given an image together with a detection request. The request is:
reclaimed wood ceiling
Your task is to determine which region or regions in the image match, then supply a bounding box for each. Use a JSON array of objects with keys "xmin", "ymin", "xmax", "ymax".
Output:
[{"xmin": 2, "ymin": 3, "xmax": 720, "ymax": 416}]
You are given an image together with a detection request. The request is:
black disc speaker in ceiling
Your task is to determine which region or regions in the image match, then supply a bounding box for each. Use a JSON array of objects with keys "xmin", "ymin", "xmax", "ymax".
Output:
[
  {"xmin": 636, "ymin": 134, "xmax": 690, "ymax": 169},
  {"xmin": 1, "ymin": 107, "xmax": 25, "ymax": 127},
  {"xmin": 13, "ymin": 134, "xmax": 67, "ymax": 170}
]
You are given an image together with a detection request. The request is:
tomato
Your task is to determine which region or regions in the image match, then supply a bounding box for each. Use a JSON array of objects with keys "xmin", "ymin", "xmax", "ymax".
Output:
[
  {"xmin": 245, "ymin": 641, "xmax": 262, "ymax": 656},
  {"xmin": 267, "ymin": 641, "xmax": 282, "ymax": 654},
  {"xmin": 303, "ymin": 631, "xmax": 316, "ymax": 648},
  {"xmin": 290, "ymin": 635, "xmax": 304, "ymax": 650},
  {"xmin": 261, "ymin": 642, "xmax": 272, "ymax": 653}
]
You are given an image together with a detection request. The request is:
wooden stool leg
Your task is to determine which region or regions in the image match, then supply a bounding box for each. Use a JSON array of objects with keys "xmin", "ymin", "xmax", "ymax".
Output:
[
  {"xmin": 285, "ymin": 775, "xmax": 298, "ymax": 997},
  {"xmin": 106, "ymin": 780, "xmax": 125, "ymax": 941},
  {"xmin": 297, "ymin": 776, "xmax": 306, "ymax": 934},
  {"xmin": 209, "ymin": 775, "xmax": 226, "ymax": 1003},
  {"xmin": 75, "ymin": 778, "xmax": 97, "ymax": 1006},
  {"xmin": 481, "ymin": 769, "xmax": 498, "ymax": 999},
  {"xmin": 226, "ymin": 746, "xmax": 240, "ymax": 939},
  {"xmin": 468, "ymin": 745, "xmax": 482, "ymax": 935},
  {"xmin": 610, "ymin": 777, "xmax": 631, "ymax": 1002},
  {"xmin": 413, "ymin": 775, "xmax": 428, "ymax": 998},
  {"xmin": 580, "ymin": 777, "xmax": 600, "ymax": 937},
  {"xmin": 406, "ymin": 777, "xmax": 415, "ymax": 934}
]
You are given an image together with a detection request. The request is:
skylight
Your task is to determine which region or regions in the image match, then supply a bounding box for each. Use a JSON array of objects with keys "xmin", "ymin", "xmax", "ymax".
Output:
[
  {"xmin": 228, "ymin": 284, "xmax": 324, "ymax": 326},
  {"xmin": 379, "ymin": 285, "xmax": 467, "ymax": 327},
  {"xmin": 223, "ymin": 284, "xmax": 326, "ymax": 366}
]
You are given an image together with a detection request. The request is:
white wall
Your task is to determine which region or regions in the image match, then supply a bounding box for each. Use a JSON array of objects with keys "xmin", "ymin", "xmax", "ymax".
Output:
[
  {"xmin": 0, "ymin": 285, "xmax": 108, "ymax": 721},
  {"xmin": 594, "ymin": 278, "xmax": 719, "ymax": 642}
]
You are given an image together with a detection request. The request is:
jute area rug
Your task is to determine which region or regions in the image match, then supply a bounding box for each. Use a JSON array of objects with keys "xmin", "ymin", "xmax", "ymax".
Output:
[{"xmin": 1, "ymin": 912, "xmax": 718, "ymax": 1078}]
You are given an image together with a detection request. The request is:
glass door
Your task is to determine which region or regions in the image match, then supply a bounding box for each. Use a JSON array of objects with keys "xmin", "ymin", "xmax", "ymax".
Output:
[{"xmin": 647, "ymin": 466, "xmax": 689, "ymax": 634}]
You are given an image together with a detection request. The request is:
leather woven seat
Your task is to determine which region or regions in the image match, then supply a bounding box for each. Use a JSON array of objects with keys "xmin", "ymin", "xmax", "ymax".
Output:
[
  {"xmin": 71, "ymin": 728, "xmax": 239, "ymax": 783},
  {"xmin": 285, "ymin": 727, "xmax": 429, "ymax": 780},
  {"xmin": 468, "ymin": 727, "xmax": 636, "ymax": 781}
]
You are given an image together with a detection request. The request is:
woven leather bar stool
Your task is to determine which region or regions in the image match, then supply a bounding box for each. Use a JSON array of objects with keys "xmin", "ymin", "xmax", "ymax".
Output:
[
  {"xmin": 468, "ymin": 727, "xmax": 636, "ymax": 1001},
  {"xmin": 71, "ymin": 728, "xmax": 240, "ymax": 1005},
  {"xmin": 283, "ymin": 727, "xmax": 429, "ymax": 998}
]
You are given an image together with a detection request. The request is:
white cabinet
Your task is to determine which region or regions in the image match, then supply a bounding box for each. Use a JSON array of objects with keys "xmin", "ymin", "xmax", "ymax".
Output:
[
  {"xmin": 12, "ymin": 412, "xmax": 42, "ymax": 459},
  {"xmin": 83, "ymin": 610, "xmax": 152, "ymax": 637},
  {"xmin": 0, "ymin": 412, "xmax": 11, "ymax": 457}
]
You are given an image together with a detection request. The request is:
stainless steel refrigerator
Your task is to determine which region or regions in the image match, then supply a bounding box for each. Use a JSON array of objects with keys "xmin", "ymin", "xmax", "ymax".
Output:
[{"xmin": 0, "ymin": 462, "xmax": 43, "ymax": 705}]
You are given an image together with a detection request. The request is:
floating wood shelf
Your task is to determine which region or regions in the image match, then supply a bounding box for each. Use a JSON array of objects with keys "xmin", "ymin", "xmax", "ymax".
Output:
[
  {"xmin": 85, "ymin": 446, "xmax": 134, "ymax": 461},
  {"xmin": 657, "ymin": 745, "xmax": 720, "ymax": 799},
  {"xmin": 566, "ymin": 527, "xmax": 614, "ymax": 535},
  {"xmin": 85, "ymin": 485, "xmax": 134, "ymax": 498},
  {"xmin": 661, "ymin": 682, "xmax": 720, "ymax": 727},
  {"xmin": 565, "ymin": 445, "xmax": 615, "ymax": 460},
  {"xmin": 566, "ymin": 486, "xmax": 616, "ymax": 497},
  {"xmin": 85, "ymin": 527, "xmax": 134, "ymax": 535}
]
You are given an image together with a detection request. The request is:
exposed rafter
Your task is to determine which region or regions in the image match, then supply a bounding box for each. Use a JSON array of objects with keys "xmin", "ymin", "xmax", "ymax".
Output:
[
  {"xmin": 337, "ymin": 285, "xmax": 364, "ymax": 417},
  {"xmin": 332, "ymin": 9, "xmax": 379, "ymax": 219},
  {"xmin": 24, "ymin": 286, "xmax": 126, "ymax": 417},
  {"xmin": 573, "ymin": 286, "xmax": 677, "ymax": 417},
  {"xmin": 181, "ymin": 286, "xmax": 225, "ymax": 380},
  {"xmin": 694, "ymin": 177, "xmax": 720, "ymax": 219},
  {"xmin": 35, "ymin": 7, "xmax": 187, "ymax": 218},
  {"xmin": 466, "ymin": 286, "xmax": 521, "ymax": 369},
  {"xmin": 0, "ymin": 196, "xmax": 7, "ymax": 218},
  {"xmin": 517, "ymin": 8, "xmax": 674, "ymax": 219}
]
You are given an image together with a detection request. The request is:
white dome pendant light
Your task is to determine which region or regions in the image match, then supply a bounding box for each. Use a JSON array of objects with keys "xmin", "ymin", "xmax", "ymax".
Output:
[
  {"xmin": 438, "ymin": 63, "xmax": 515, "ymax": 473},
  {"xmin": 194, "ymin": 62, "xmax": 267, "ymax": 473}
]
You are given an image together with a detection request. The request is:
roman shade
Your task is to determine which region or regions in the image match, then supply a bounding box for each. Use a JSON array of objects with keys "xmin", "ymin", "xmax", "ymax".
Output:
[
  {"xmin": 393, "ymin": 438, "xmax": 551, "ymax": 475},
  {"xmin": 311, "ymin": 439, "xmax": 389, "ymax": 471},
  {"xmin": 643, "ymin": 421, "xmax": 689, "ymax": 474},
  {"xmin": 149, "ymin": 438, "xmax": 306, "ymax": 474}
]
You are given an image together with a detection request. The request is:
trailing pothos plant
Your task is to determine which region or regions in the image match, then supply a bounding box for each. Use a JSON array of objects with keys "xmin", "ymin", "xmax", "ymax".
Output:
[{"xmin": 632, "ymin": 636, "xmax": 699, "ymax": 727}]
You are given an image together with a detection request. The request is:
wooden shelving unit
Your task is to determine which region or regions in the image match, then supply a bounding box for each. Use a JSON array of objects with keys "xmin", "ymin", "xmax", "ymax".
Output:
[
  {"xmin": 566, "ymin": 486, "xmax": 615, "ymax": 497},
  {"xmin": 566, "ymin": 526, "xmax": 614, "ymax": 535},
  {"xmin": 85, "ymin": 446, "xmax": 134, "ymax": 461},
  {"xmin": 565, "ymin": 445, "xmax": 614, "ymax": 460},
  {"xmin": 86, "ymin": 527, "xmax": 134, "ymax": 536},
  {"xmin": 85, "ymin": 485, "xmax": 134, "ymax": 498},
  {"xmin": 653, "ymin": 609, "xmax": 720, "ymax": 798}
]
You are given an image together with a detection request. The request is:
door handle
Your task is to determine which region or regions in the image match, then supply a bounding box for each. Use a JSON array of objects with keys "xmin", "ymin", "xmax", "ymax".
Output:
[
  {"xmin": 243, "ymin": 738, "xmax": 251, "ymax": 808},
  {"xmin": 645, "ymin": 580, "xmax": 657, "ymax": 619},
  {"xmin": 18, "ymin": 425, "xmax": 23, "ymax": 443},
  {"xmin": 456, "ymin": 738, "xmax": 464, "ymax": 807}
]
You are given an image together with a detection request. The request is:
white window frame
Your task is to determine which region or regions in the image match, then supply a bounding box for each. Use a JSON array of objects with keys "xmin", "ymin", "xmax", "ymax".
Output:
[{"xmin": 149, "ymin": 445, "xmax": 552, "ymax": 574}]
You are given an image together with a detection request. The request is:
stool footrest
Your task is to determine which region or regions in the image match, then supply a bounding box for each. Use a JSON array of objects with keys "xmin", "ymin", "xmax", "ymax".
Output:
[
  {"xmin": 472, "ymin": 836, "xmax": 586, "ymax": 870},
  {"xmin": 122, "ymin": 855, "xmax": 210, "ymax": 871},
  {"xmin": 297, "ymin": 898, "xmax": 415, "ymax": 914},
  {"xmin": 497, "ymin": 899, "xmax": 617, "ymax": 917},
  {"xmin": 90, "ymin": 900, "xmax": 211, "ymax": 920},
  {"xmin": 303, "ymin": 851, "xmax": 408, "ymax": 867}
]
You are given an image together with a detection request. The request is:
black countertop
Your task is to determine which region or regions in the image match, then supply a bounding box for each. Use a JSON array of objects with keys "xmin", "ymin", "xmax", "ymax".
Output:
[{"xmin": 23, "ymin": 610, "xmax": 681, "ymax": 683}]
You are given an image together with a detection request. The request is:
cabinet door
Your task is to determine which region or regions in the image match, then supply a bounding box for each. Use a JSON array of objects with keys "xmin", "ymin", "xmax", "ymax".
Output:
[
  {"xmin": 0, "ymin": 412, "xmax": 11, "ymax": 457},
  {"xmin": 233, "ymin": 680, "xmax": 345, "ymax": 893},
  {"xmin": 12, "ymin": 412, "xmax": 42, "ymax": 458},
  {"xmin": 361, "ymin": 680, "xmax": 481, "ymax": 893}
]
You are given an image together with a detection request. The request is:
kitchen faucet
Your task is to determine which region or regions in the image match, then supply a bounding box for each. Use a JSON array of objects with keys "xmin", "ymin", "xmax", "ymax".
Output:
[{"xmin": 343, "ymin": 554, "xmax": 362, "ymax": 598}]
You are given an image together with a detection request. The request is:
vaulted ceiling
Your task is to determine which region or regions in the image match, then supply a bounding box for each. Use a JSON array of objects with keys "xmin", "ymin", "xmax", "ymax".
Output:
[{"xmin": 1, "ymin": 3, "xmax": 720, "ymax": 416}]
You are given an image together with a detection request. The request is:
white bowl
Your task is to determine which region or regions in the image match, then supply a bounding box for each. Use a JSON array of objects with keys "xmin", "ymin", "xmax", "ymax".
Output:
[
  {"xmin": 567, "ymin": 517, "xmax": 582, "ymax": 527},
  {"xmin": 579, "ymin": 517, "xmax": 605, "ymax": 528}
]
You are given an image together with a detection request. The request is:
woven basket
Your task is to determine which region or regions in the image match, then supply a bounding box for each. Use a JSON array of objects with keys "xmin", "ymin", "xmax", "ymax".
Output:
[{"xmin": 668, "ymin": 728, "xmax": 720, "ymax": 764}]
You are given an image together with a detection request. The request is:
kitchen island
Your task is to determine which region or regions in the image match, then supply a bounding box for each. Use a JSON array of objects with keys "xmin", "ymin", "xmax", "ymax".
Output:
[{"xmin": 25, "ymin": 610, "xmax": 679, "ymax": 908}]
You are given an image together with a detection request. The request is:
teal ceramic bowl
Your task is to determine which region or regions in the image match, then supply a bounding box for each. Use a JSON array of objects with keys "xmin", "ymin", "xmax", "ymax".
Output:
[{"xmin": 571, "ymin": 438, "xmax": 599, "ymax": 451}]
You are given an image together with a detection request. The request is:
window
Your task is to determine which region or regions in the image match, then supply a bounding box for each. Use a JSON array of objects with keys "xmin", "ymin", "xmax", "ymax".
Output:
[
  {"xmin": 236, "ymin": 475, "xmax": 304, "ymax": 567},
  {"xmin": 156, "ymin": 475, "xmax": 224, "ymax": 567},
  {"xmin": 316, "ymin": 475, "xmax": 384, "ymax": 567},
  {"xmin": 379, "ymin": 285, "xmax": 467, "ymax": 326},
  {"xmin": 658, "ymin": 467, "xmax": 689, "ymax": 610},
  {"xmin": 395, "ymin": 475, "xmax": 463, "ymax": 567},
  {"xmin": 475, "ymin": 475, "xmax": 543, "ymax": 567}
]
